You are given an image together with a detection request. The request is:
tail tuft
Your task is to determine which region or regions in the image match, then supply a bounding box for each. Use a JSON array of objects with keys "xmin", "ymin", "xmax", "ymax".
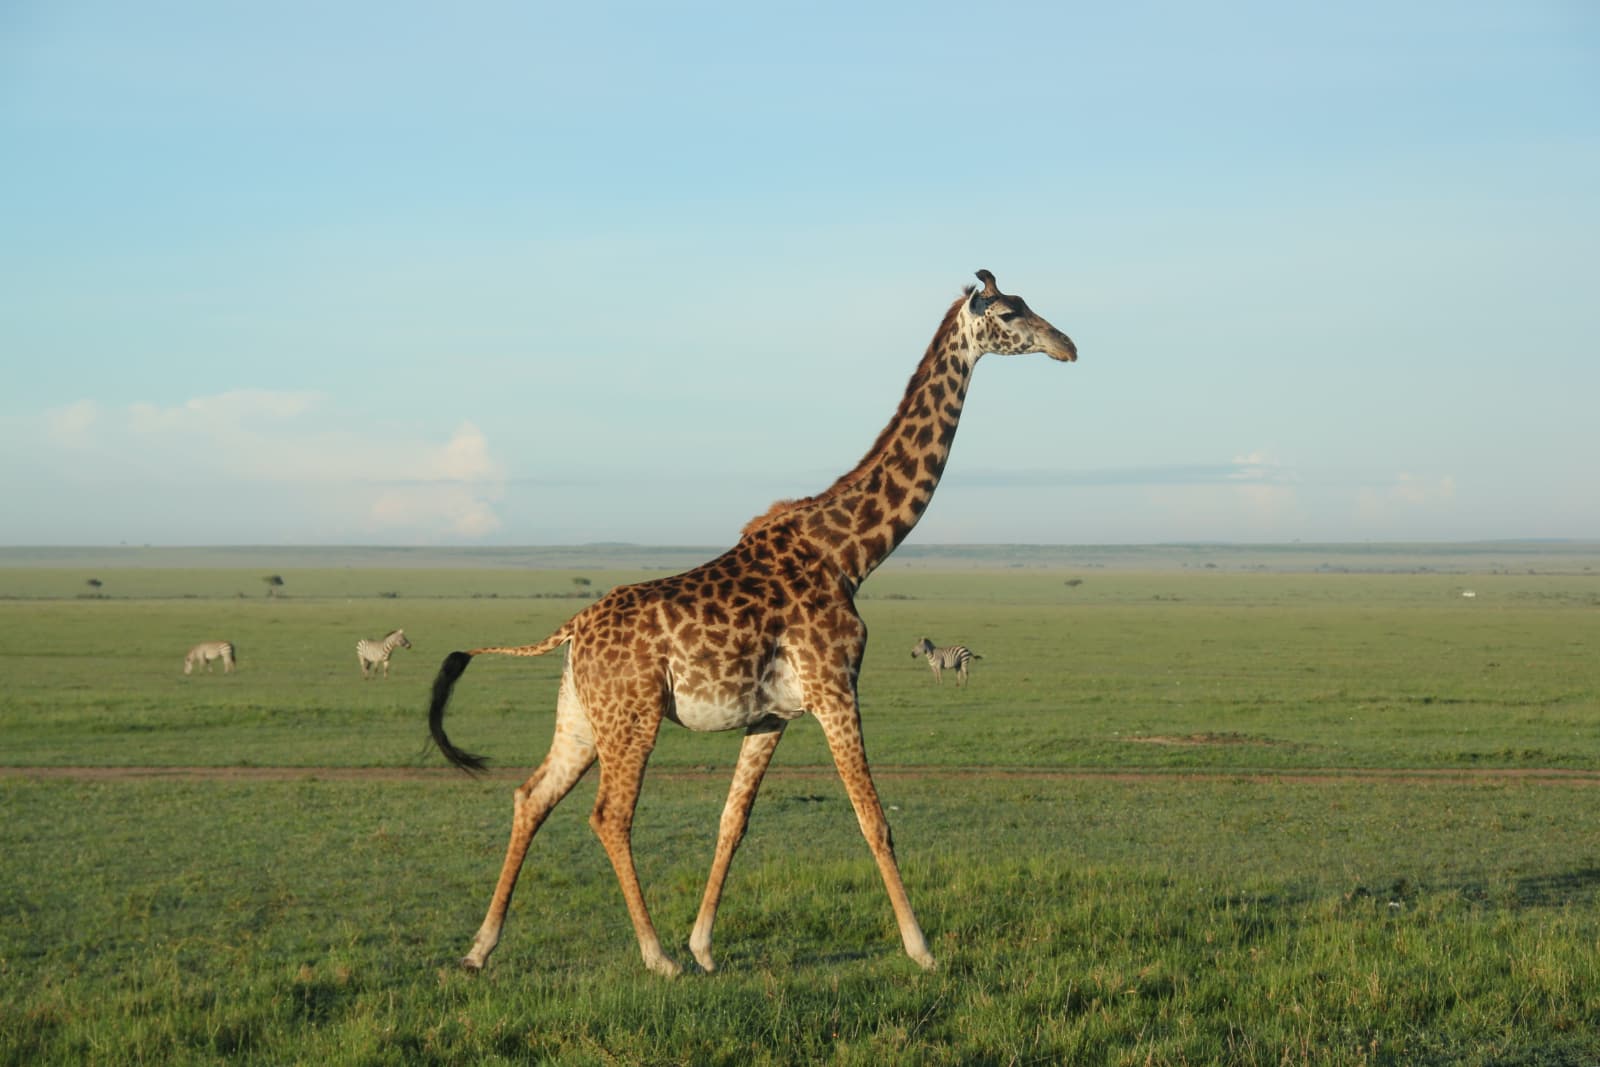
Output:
[{"xmin": 429, "ymin": 651, "xmax": 489, "ymax": 773}]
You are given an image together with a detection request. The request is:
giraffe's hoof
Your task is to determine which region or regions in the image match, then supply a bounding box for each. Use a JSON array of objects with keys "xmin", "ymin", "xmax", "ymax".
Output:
[
  {"xmin": 458, "ymin": 955, "xmax": 484, "ymax": 972},
  {"xmin": 690, "ymin": 934, "xmax": 716, "ymax": 973},
  {"xmin": 644, "ymin": 953, "xmax": 682, "ymax": 979},
  {"xmin": 911, "ymin": 950, "xmax": 937, "ymax": 972}
]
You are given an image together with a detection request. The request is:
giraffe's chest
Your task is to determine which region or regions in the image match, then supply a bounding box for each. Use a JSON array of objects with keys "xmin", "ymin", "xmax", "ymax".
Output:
[{"xmin": 665, "ymin": 644, "xmax": 807, "ymax": 733}]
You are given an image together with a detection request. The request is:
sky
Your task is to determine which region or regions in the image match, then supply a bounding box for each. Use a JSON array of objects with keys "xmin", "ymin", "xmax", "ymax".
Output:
[{"xmin": 2, "ymin": 1, "xmax": 1597, "ymax": 548}]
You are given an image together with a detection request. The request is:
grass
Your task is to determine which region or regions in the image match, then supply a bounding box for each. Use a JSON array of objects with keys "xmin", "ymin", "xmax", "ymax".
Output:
[
  {"xmin": 5, "ymin": 774, "xmax": 1599, "ymax": 1065},
  {"xmin": 2, "ymin": 569, "xmax": 1594, "ymax": 772},
  {"xmin": 2, "ymin": 553, "xmax": 1599, "ymax": 1064}
]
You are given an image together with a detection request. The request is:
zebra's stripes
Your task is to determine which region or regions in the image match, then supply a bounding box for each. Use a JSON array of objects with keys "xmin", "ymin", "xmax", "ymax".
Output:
[
  {"xmin": 357, "ymin": 629, "xmax": 412, "ymax": 678},
  {"xmin": 911, "ymin": 637, "xmax": 981, "ymax": 686},
  {"xmin": 184, "ymin": 640, "xmax": 237, "ymax": 675}
]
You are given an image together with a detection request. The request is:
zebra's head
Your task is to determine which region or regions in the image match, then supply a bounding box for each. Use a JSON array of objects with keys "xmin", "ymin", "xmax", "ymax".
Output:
[
  {"xmin": 392, "ymin": 629, "xmax": 412, "ymax": 649},
  {"xmin": 961, "ymin": 270, "xmax": 1077, "ymax": 363},
  {"xmin": 912, "ymin": 638, "xmax": 935, "ymax": 658}
]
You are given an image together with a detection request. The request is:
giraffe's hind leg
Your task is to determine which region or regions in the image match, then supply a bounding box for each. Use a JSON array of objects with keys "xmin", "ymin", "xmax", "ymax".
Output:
[
  {"xmin": 461, "ymin": 670, "xmax": 597, "ymax": 971},
  {"xmin": 690, "ymin": 720, "xmax": 786, "ymax": 972},
  {"xmin": 587, "ymin": 693, "xmax": 678, "ymax": 977}
]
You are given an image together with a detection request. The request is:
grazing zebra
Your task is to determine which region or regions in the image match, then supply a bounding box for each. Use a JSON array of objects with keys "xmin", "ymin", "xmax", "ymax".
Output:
[
  {"xmin": 184, "ymin": 640, "xmax": 236, "ymax": 675},
  {"xmin": 911, "ymin": 637, "xmax": 981, "ymax": 686},
  {"xmin": 357, "ymin": 629, "xmax": 412, "ymax": 679}
]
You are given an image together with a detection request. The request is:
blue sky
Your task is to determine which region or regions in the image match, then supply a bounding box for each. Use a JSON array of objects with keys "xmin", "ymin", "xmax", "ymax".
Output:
[{"xmin": 3, "ymin": 1, "xmax": 1596, "ymax": 546}]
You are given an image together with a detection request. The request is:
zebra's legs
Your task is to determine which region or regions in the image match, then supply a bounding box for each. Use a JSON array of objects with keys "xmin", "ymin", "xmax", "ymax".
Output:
[
  {"xmin": 690, "ymin": 720, "xmax": 786, "ymax": 972},
  {"xmin": 462, "ymin": 687, "xmax": 597, "ymax": 970}
]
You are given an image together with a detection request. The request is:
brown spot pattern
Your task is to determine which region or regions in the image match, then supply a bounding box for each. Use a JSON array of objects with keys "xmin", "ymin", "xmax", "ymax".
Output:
[{"xmin": 440, "ymin": 272, "xmax": 1074, "ymax": 977}]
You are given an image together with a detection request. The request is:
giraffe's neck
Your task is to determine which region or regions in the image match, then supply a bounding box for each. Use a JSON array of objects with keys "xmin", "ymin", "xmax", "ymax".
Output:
[{"xmin": 753, "ymin": 296, "xmax": 977, "ymax": 587}]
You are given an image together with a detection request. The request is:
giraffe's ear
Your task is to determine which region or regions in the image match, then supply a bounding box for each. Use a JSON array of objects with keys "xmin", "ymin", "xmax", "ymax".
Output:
[{"xmin": 969, "ymin": 269, "xmax": 1001, "ymax": 314}]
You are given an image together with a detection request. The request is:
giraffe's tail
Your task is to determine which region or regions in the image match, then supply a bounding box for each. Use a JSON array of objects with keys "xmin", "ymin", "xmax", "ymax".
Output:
[
  {"xmin": 428, "ymin": 625, "xmax": 574, "ymax": 774},
  {"xmin": 428, "ymin": 652, "xmax": 488, "ymax": 773}
]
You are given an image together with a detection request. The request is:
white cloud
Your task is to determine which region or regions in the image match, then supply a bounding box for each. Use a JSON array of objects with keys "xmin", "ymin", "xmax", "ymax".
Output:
[
  {"xmin": 127, "ymin": 389, "xmax": 324, "ymax": 434},
  {"xmin": 1228, "ymin": 450, "xmax": 1294, "ymax": 484},
  {"xmin": 1142, "ymin": 481, "xmax": 1303, "ymax": 539},
  {"xmin": 1356, "ymin": 472, "xmax": 1457, "ymax": 525},
  {"xmin": 368, "ymin": 423, "xmax": 505, "ymax": 540},
  {"xmin": 22, "ymin": 392, "xmax": 509, "ymax": 543},
  {"xmin": 419, "ymin": 422, "xmax": 500, "ymax": 482},
  {"xmin": 45, "ymin": 400, "xmax": 100, "ymax": 447},
  {"xmin": 371, "ymin": 484, "xmax": 503, "ymax": 540}
]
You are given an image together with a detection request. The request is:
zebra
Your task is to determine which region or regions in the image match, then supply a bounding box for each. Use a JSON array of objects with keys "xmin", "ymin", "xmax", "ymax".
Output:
[
  {"xmin": 357, "ymin": 629, "xmax": 412, "ymax": 679},
  {"xmin": 184, "ymin": 640, "xmax": 236, "ymax": 675},
  {"xmin": 911, "ymin": 637, "xmax": 981, "ymax": 686}
]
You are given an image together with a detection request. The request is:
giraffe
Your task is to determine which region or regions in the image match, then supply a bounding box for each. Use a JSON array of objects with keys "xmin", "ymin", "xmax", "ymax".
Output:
[{"xmin": 428, "ymin": 269, "xmax": 1077, "ymax": 976}]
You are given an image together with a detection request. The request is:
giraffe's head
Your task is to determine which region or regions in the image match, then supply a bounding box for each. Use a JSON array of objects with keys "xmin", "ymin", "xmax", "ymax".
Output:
[{"xmin": 963, "ymin": 269, "xmax": 1077, "ymax": 362}]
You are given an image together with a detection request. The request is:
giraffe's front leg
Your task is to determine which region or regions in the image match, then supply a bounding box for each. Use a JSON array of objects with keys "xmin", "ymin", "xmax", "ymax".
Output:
[
  {"xmin": 813, "ymin": 692, "xmax": 936, "ymax": 972},
  {"xmin": 690, "ymin": 720, "xmax": 786, "ymax": 972}
]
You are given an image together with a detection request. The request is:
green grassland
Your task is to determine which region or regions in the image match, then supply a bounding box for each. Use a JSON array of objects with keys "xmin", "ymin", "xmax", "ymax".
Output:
[{"xmin": 2, "ymin": 551, "xmax": 1599, "ymax": 1064}]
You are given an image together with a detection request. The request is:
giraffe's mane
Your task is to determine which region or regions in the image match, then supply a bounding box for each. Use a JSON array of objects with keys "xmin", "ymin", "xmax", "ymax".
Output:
[{"xmin": 738, "ymin": 287, "xmax": 974, "ymax": 540}]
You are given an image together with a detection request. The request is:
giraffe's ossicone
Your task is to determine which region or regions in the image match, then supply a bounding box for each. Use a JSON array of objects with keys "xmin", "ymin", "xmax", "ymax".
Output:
[{"xmin": 429, "ymin": 270, "xmax": 1077, "ymax": 976}]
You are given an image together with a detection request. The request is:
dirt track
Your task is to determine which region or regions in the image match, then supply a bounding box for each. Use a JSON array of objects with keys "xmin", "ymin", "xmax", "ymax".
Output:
[{"xmin": 7, "ymin": 764, "xmax": 1600, "ymax": 786}]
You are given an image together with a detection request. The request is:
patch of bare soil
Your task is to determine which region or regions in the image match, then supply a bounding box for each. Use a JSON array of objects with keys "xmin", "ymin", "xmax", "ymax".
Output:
[{"xmin": 1124, "ymin": 732, "xmax": 1282, "ymax": 747}]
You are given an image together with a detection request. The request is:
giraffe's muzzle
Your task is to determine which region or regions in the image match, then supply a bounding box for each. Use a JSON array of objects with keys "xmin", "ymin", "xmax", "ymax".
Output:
[{"xmin": 1042, "ymin": 327, "xmax": 1078, "ymax": 363}]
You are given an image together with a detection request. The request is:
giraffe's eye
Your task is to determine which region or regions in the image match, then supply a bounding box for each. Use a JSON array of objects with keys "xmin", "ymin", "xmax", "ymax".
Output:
[{"xmin": 998, "ymin": 311, "xmax": 1020, "ymax": 322}]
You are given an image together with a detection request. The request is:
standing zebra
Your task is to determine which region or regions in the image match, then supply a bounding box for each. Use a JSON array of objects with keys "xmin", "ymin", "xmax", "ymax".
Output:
[
  {"xmin": 357, "ymin": 629, "xmax": 412, "ymax": 679},
  {"xmin": 911, "ymin": 637, "xmax": 981, "ymax": 686},
  {"xmin": 184, "ymin": 640, "xmax": 237, "ymax": 675}
]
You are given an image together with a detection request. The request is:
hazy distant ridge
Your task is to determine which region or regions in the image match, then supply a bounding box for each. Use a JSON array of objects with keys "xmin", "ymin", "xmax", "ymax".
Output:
[{"xmin": 2, "ymin": 542, "xmax": 1597, "ymax": 575}]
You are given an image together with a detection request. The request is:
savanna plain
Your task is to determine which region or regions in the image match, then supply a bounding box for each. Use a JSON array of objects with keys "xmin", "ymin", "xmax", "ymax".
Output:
[{"xmin": 2, "ymin": 544, "xmax": 1598, "ymax": 1066}]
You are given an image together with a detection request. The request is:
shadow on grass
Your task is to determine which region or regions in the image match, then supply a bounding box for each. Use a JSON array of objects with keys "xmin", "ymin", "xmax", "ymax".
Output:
[{"xmin": 1458, "ymin": 865, "xmax": 1600, "ymax": 909}]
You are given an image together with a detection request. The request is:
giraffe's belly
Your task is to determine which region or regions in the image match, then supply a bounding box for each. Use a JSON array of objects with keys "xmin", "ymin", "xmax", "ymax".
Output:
[{"xmin": 666, "ymin": 652, "xmax": 806, "ymax": 733}]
